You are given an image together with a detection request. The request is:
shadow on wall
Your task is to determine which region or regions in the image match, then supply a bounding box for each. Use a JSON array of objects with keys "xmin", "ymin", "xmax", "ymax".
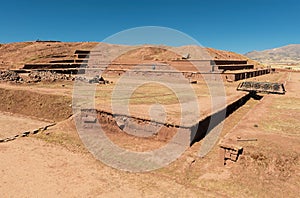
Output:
[{"xmin": 190, "ymin": 93, "xmax": 256, "ymax": 145}]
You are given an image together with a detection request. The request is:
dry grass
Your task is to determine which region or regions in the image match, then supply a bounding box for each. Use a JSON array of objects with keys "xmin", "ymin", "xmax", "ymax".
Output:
[
  {"xmin": 260, "ymin": 97, "xmax": 300, "ymax": 135},
  {"xmin": 35, "ymin": 118, "xmax": 87, "ymax": 153}
]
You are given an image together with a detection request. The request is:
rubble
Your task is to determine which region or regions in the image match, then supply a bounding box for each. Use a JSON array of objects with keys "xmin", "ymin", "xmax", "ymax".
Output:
[
  {"xmin": 75, "ymin": 75, "xmax": 109, "ymax": 84},
  {"xmin": 75, "ymin": 76, "xmax": 87, "ymax": 82},
  {"xmin": 0, "ymin": 70, "xmax": 23, "ymax": 82},
  {"xmin": 88, "ymin": 75, "xmax": 108, "ymax": 84},
  {"xmin": 219, "ymin": 143, "xmax": 243, "ymax": 165},
  {"xmin": 27, "ymin": 71, "xmax": 74, "ymax": 83}
]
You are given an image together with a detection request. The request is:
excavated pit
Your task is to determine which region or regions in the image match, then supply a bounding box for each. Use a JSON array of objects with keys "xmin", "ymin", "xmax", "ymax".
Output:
[
  {"xmin": 79, "ymin": 92, "xmax": 259, "ymax": 151},
  {"xmin": 0, "ymin": 85, "xmax": 260, "ymax": 150}
]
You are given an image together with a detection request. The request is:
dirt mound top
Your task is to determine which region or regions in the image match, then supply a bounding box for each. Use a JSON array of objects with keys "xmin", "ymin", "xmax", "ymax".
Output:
[
  {"xmin": 206, "ymin": 48, "xmax": 263, "ymax": 67},
  {"xmin": 114, "ymin": 46, "xmax": 181, "ymax": 63}
]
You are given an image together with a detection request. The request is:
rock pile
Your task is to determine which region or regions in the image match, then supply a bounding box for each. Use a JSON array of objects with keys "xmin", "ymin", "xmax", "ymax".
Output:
[
  {"xmin": 75, "ymin": 75, "xmax": 109, "ymax": 84},
  {"xmin": 0, "ymin": 70, "xmax": 23, "ymax": 82},
  {"xmin": 0, "ymin": 123, "xmax": 56, "ymax": 143},
  {"xmin": 27, "ymin": 71, "xmax": 74, "ymax": 82},
  {"xmin": 75, "ymin": 76, "xmax": 87, "ymax": 81}
]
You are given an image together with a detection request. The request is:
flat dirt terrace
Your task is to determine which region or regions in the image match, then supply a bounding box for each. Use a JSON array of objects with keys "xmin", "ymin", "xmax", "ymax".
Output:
[{"xmin": 0, "ymin": 71, "xmax": 299, "ymax": 197}]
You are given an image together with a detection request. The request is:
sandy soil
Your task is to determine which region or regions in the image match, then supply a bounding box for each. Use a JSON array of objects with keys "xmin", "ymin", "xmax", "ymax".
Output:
[
  {"xmin": 0, "ymin": 137, "xmax": 218, "ymax": 198},
  {"xmin": 0, "ymin": 112, "xmax": 49, "ymax": 139}
]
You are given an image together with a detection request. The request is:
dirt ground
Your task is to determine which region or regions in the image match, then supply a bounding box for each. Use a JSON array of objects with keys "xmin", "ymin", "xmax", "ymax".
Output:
[
  {"xmin": 0, "ymin": 112, "xmax": 50, "ymax": 139},
  {"xmin": 0, "ymin": 71, "xmax": 299, "ymax": 197}
]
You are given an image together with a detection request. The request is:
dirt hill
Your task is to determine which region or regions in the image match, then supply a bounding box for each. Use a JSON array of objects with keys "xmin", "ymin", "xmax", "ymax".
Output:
[
  {"xmin": 0, "ymin": 41, "xmax": 260, "ymax": 70},
  {"xmin": 0, "ymin": 41, "xmax": 98, "ymax": 70}
]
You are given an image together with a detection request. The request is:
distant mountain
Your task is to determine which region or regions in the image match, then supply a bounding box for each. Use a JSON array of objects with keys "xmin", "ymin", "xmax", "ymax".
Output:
[{"xmin": 245, "ymin": 44, "xmax": 300, "ymax": 66}]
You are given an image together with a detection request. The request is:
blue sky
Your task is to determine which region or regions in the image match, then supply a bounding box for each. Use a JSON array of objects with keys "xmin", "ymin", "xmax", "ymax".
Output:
[{"xmin": 0, "ymin": 0, "xmax": 299, "ymax": 54}]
